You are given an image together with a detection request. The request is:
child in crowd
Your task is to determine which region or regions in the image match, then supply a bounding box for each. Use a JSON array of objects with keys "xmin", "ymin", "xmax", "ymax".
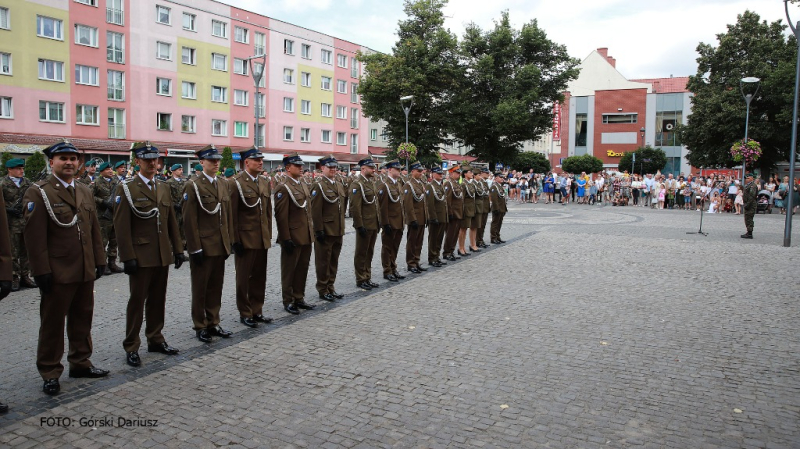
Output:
[
  {"xmin": 734, "ymin": 190, "xmax": 744, "ymax": 215},
  {"xmin": 657, "ymin": 184, "xmax": 666, "ymax": 209}
]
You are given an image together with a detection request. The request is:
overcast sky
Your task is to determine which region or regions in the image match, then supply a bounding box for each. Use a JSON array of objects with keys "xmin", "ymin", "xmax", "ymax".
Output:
[{"xmin": 230, "ymin": 0, "xmax": 788, "ymax": 79}]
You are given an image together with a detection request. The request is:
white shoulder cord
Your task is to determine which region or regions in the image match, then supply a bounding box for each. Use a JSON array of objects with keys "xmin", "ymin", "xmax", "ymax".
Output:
[
  {"xmin": 430, "ymin": 181, "xmax": 445, "ymax": 202},
  {"xmin": 283, "ymin": 182, "xmax": 308, "ymax": 209},
  {"xmin": 234, "ymin": 179, "xmax": 262, "ymax": 209},
  {"xmin": 192, "ymin": 181, "xmax": 221, "ymax": 215},
  {"xmin": 122, "ymin": 181, "xmax": 161, "ymax": 233},
  {"xmin": 383, "ymin": 180, "xmax": 401, "ymax": 203},
  {"xmin": 34, "ymin": 184, "xmax": 79, "ymax": 228},
  {"xmin": 316, "ymin": 179, "xmax": 341, "ymax": 204},
  {"xmin": 464, "ymin": 180, "xmax": 476, "ymax": 199},
  {"xmin": 493, "ymin": 183, "xmax": 507, "ymax": 199},
  {"xmin": 357, "ymin": 177, "xmax": 376, "ymax": 205},
  {"xmin": 447, "ymin": 180, "xmax": 463, "ymax": 199},
  {"xmin": 408, "ymin": 179, "xmax": 425, "ymax": 202}
]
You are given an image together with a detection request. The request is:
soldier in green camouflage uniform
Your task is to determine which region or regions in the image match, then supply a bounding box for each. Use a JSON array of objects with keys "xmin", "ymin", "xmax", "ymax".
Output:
[
  {"xmin": 166, "ymin": 164, "xmax": 186, "ymax": 250},
  {"xmin": 742, "ymin": 173, "xmax": 758, "ymax": 239},
  {"xmin": 93, "ymin": 162, "xmax": 124, "ymax": 273},
  {"xmin": 2, "ymin": 158, "xmax": 36, "ymax": 290},
  {"xmin": 78, "ymin": 160, "xmax": 97, "ymax": 187}
]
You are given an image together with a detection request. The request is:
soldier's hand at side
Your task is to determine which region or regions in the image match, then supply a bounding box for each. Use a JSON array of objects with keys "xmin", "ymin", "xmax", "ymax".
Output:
[
  {"xmin": 357, "ymin": 226, "xmax": 367, "ymax": 237},
  {"xmin": 0, "ymin": 281, "xmax": 11, "ymax": 300},
  {"xmin": 448, "ymin": 215, "xmax": 455, "ymax": 221},
  {"xmin": 315, "ymin": 231, "xmax": 326, "ymax": 243},
  {"xmin": 174, "ymin": 204, "xmax": 181, "ymax": 214},
  {"xmin": 190, "ymin": 252, "xmax": 204, "ymax": 267},
  {"xmin": 231, "ymin": 242, "xmax": 244, "ymax": 257},
  {"xmin": 281, "ymin": 239, "xmax": 295, "ymax": 253},
  {"xmin": 123, "ymin": 259, "xmax": 138, "ymax": 275},
  {"xmin": 382, "ymin": 224, "xmax": 393, "ymax": 234},
  {"xmin": 174, "ymin": 253, "xmax": 187, "ymax": 269},
  {"xmin": 95, "ymin": 266, "xmax": 105, "ymax": 280},
  {"xmin": 34, "ymin": 274, "xmax": 53, "ymax": 294},
  {"xmin": 410, "ymin": 221, "xmax": 419, "ymax": 230}
]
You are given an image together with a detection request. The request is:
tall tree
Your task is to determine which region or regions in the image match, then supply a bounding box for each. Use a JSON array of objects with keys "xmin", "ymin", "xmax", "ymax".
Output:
[
  {"xmin": 513, "ymin": 151, "xmax": 550, "ymax": 174},
  {"xmin": 358, "ymin": 0, "xmax": 460, "ymax": 166},
  {"xmin": 561, "ymin": 155, "xmax": 603, "ymax": 174},
  {"xmin": 618, "ymin": 146, "xmax": 668, "ymax": 175},
  {"xmin": 452, "ymin": 11, "xmax": 579, "ymax": 168},
  {"xmin": 681, "ymin": 11, "xmax": 797, "ymax": 172}
]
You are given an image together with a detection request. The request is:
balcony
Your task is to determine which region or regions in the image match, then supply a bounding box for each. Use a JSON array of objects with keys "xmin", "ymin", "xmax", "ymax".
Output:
[
  {"xmin": 108, "ymin": 124, "xmax": 125, "ymax": 139},
  {"xmin": 106, "ymin": 8, "xmax": 124, "ymax": 26}
]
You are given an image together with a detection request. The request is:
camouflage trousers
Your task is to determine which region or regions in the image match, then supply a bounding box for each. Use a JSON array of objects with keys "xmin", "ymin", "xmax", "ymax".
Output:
[
  {"xmin": 100, "ymin": 219, "xmax": 118, "ymax": 261},
  {"xmin": 10, "ymin": 229, "xmax": 29, "ymax": 277},
  {"xmin": 744, "ymin": 208, "xmax": 755, "ymax": 234}
]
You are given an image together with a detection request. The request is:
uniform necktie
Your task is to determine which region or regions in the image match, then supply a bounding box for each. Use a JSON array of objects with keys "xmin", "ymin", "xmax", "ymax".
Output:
[
  {"xmin": 66, "ymin": 185, "xmax": 76, "ymax": 203},
  {"xmin": 148, "ymin": 180, "xmax": 155, "ymax": 192}
]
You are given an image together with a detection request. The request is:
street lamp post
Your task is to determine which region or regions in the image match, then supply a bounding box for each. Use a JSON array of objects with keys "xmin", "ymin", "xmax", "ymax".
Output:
[
  {"xmin": 740, "ymin": 77, "xmax": 761, "ymax": 187},
  {"xmin": 400, "ymin": 95, "xmax": 414, "ymax": 171},
  {"xmin": 246, "ymin": 53, "xmax": 267, "ymax": 149},
  {"xmin": 784, "ymin": 0, "xmax": 799, "ymax": 247}
]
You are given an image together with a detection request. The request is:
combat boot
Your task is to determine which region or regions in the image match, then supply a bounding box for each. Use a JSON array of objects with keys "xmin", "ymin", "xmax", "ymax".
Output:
[
  {"xmin": 11, "ymin": 275, "xmax": 19, "ymax": 292},
  {"xmin": 108, "ymin": 258, "xmax": 124, "ymax": 274},
  {"xmin": 20, "ymin": 274, "xmax": 37, "ymax": 289}
]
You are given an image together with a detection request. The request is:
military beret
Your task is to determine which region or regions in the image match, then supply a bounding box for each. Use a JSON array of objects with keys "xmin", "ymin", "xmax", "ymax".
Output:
[
  {"xmin": 133, "ymin": 165, "xmax": 140, "ymax": 171},
  {"xmin": 170, "ymin": 164, "xmax": 183, "ymax": 171},
  {"xmin": 224, "ymin": 167, "xmax": 235, "ymax": 177},
  {"xmin": 98, "ymin": 162, "xmax": 110, "ymax": 171},
  {"xmin": 84, "ymin": 160, "xmax": 97, "ymax": 167},
  {"xmin": 745, "ymin": 172, "xmax": 755, "ymax": 178},
  {"xmin": 114, "ymin": 160, "xmax": 127, "ymax": 169},
  {"xmin": 5, "ymin": 158, "xmax": 24, "ymax": 168},
  {"xmin": 194, "ymin": 164, "xmax": 203, "ymax": 171}
]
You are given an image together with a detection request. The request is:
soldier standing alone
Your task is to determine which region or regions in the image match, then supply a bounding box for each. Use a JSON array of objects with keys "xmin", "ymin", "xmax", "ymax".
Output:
[
  {"xmin": 742, "ymin": 173, "xmax": 758, "ymax": 239},
  {"xmin": 2, "ymin": 158, "xmax": 37, "ymax": 290},
  {"xmin": 490, "ymin": 172, "xmax": 508, "ymax": 244},
  {"xmin": 311, "ymin": 155, "xmax": 346, "ymax": 302}
]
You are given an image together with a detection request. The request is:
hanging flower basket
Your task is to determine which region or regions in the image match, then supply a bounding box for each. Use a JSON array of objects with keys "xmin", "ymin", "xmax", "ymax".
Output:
[
  {"xmin": 730, "ymin": 138, "xmax": 762, "ymax": 164},
  {"xmin": 397, "ymin": 142, "xmax": 417, "ymax": 161}
]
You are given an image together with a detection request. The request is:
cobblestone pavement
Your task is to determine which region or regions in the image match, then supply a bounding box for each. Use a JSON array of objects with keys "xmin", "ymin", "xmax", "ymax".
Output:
[{"xmin": 1, "ymin": 202, "xmax": 798, "ymax": 448}]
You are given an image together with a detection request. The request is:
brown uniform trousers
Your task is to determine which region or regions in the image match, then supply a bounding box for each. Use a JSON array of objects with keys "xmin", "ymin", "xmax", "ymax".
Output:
[
  {"xmin": 231, "ymin": 172, "xmax": 273, "ymax": 318},
  {"xmin": 475, "ymin": 180, "xmax": 490, "ymax": 245},
  {"xmin": 275, "ymin": 178, "xmax": 315, "ymax": 306},
  {"xmin": 426, "ymin": 180, "xmax": 448, "ymax": 263},
  {"xmin": 490, "ymin": 183, "xmax": 508, "ymax": 241},
  {"xmin": 443, "ymin": 179, "xmax": 464, "ymax": 256},
  {"xmin": 0, "ymin": 193, "xmax": 13, "ymax": 281},
  {"xmin": 182, "ymin": 176, "xmax": 234, "ymax": 330},
  {"xmin": 24, "ymin": 176, "xmax": 105, "ymax": 379},
  {"xmin": 403, "ymin": 178, "xmax": 428, "ymax": 269},
  {"xmin": 312, "ymin": 177, "xmax": 346, "ymax": 295},
  {"xmin": 461, "ymin": 180, "xmax": 477, "ymax": 229},
  {"xmin": 114, "ymin": 177, "xmax": 183, "ymax": 352},
  {"xmin": 93, "ymin": 176, "xmax": 118, "ymax": 261},
  {"xmin": 379, "ymin": 177, "xmax": 405, "ymax": 275},
  {"xmin": 350, "ymin": 175, "xmax": 380, "ymax": 283}
]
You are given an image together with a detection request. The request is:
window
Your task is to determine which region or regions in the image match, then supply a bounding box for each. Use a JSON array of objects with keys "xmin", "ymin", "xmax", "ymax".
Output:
[
  {"xmin": 234, "ymin": 121, "xmax": 248, "ymax": 137},
  {"xmin": 234, "ymin": 26, "xmax": 248, "ymax": 43},
  {"xmin": 382, "ymin": 127, "xmax": 388, "ymax": 141},
  {"xmin": 212, "ymin": 53, "xmax": 227, "ymax": 71},
  {"xmin": 211, "ymin": 86, "xmax": 227, "ymax": 103},
  {"xmin": 574, "ymin": 113, "xmax": 587, "ymax": 147},
  {"xmin": 255, "ymin": 124, "xmax": 265, "ymax": 147},
  {"xmin": 181, "ymin": 81, "xmax": 196, "ymax": 99},
  {"xmin": 336, "ymin": 106, "xmax": 347, "ymax": 120},
  {"xmin": 108, "ymin": 107, "xmax": 125, "ymax": 138},
  {"xmin": 254, "ymin": 93, "xmax": 265, "ymax": 117},
  {"xmin": 39, "ymin": 101, "xmax": 65, "ymax": 122},
  {"xmin": 76, "ymin": 0, "xmax": 98, "ymax": 5},
  {"xmin": 211, "ymin": 20, "xmax": 226, "ymax": 38},
  {"xmin": 370, "ymin": 129, "xmax": 377, "ymax": 141},
  {"xmin": 157, "ymin": 112, "xmax": 172, "ymax": 131},
  {"xmin": 321, "ymin": 49, "xmax": 332, "ymax": 64},
  {"xmin": 321, "ymin": 76, "xmax": 331, "ymax": 91},
  {"xmin": 234, "ymin": 89, "xmax": 248, "ymax": 106},
  {"xmin": 601, "ymin": 113, "xmax": 638, "ymax": 124},
  {"xmin": 0, "ymin": 7, "xmax": 8, "ymax": 30},
  {"xmin": 0, "ymin": 97, "xmax": 11, "ymax": 119},
  {"xmin": 351, "ymin": 83, "xmax": 358, "ymax": 103},
  {"xmin": 254, "ymin": 32, "xmax": 266, "ymax": 56},
  {"xmin": 75, "ymin": 65, "xmax": 99, "ymax": 86},
  {"xmin": 300, "ymin": 100, "xmax": 311, "ymax": 115},
  {"xmin": 107, "ymin": 31, "xmax": 124, "ymax": 63},
  {"xmin": 38, "ymin": 59, "xmax": 64, "ymax": 82},
  {"xmin": 656, "ymin": 111, "xmax": 683, "ymax": 147},
  {"xmin": 284, "ymin": 39, "xmax": 294, "ymax": 55},
  {"xmin": 351, "ymin": 108, "xmax": 359, "ymax": 129},
  {"xmin": 301, "ymin": 44, "xmax": 311, "ymax": 59},
  {"xmin": 212, "ymin": 119, "xmax": 227, "ymax": 136},
  {"xmin": 283, "ymin": 126, "xmax": 293, "ymax": 141},
  {"xmin": 337, "ymin": 80, "xmax": 347, "ymax": 94},
  {"xmin": 283, "ymin": 69, "xmax": 294, "ymax": 84},
  {"xmin": 37, "ymin": 16, "xmax": 63, "ymax": 40},
  {"xmin": 75, "ymin": 24, "xmax": 98, "ymax": 47},
  {"xmin": 350, "ymin": 133, "xmax": 358, "ymax": 153},
  {"xmin": 182, "ymin": 12, "xmax": 195, "ymax": 31},
  {"xmin": 106, "ymin": 0, "xmax": 124, "ymax": 25},
  {"xmin": 0, "ymin": 53, "xmax": 10, "ymax": 75},
  {"xmin": 155, "ymin": 5, "xmax": 170, "ymax": 25},
  {"xmin": 233, "ymin": 58, "xmax": 248, "ymax": 75},
  {"xmin": 321, "ymin": 103, "xmax": 332, "ymax": 117},
  {"xmin": 336, "ymin": 132, "xmax": 347, "ymax": 146},
  {"xmin": 253, "ymin": 63, "xmax": 265, "ymax": 87},
  {"xmin": 300, "ymin": 128, "xmax": 310, "ymax": 142},
  {"xmin": 301, "ymin": 72, "xmax": 311, "ymax": 87},
  {"xmin": 337, "ymin": 54, "xmax": 347, "ymax": 68},
  {"xmin": 156, "ymin": 41, "xmax": 171, "ymax": 60},
  {"xmin": 321, "ymin": 130, "xmax": 332, "ymax": 143},
  {"xmin": 156, "ymin": 77, "xmax": 171, "ymax": 96},
  {"xmin": 107, "ymin": 70, "xmax": 124, "ymax": 100},
  {"xmin": 283, "ymin": 97, "xmax": 294, "ymax": 112},
  {"xmin": 181, "ymin": 47, "xmax": 196, "ymax": 65},
  {"xmin": 181, "ymin": 115, "xmax": 195, "ymax": 133},
  {"xmin": 351, "ymin": 57, "xmax": 358, "ymax": 78}
]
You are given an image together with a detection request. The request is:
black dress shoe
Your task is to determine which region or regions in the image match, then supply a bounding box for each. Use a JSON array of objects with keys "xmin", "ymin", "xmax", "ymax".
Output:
[
  {"xmin": 429, "ymin": 261, "xmax": 441, "ymax": 268},
  {"xmin": 470, "ymin": 247, "xmax": 481, "ymax": 252},
  {"xmin": 384, "ymin": 274, "xmax": 399, "ymax": 282},
  {"xmin": 209, "ymin": 325, "xmax": 233, "ymax": 338},
  {"xmin": 43, "ymin": 379, "xmax": 60, "ymax": 396},
  {"xmin": 69, "ymin": 366, "xmax": 109, "ymax": 378},
  {"xmin": 126, "ymin": 351, "xmax": 141, "ymax": 367},
  {"xmin": 357, "ymin": 282, "xmax": 373, "ymax": 290},
  {"xmin": 147, "ymin": 342, "xmax": 179, "ymax": 355},
  {"xmin": 458, "ymin": 250, "xmax": 470, "ymax": 257},
  {"xmin": 240, "ymin": 316, "xmax": 258, "ymax": 328},
  {"xmin": 319, "ymin": 293, "xmax": 336, "ymax": 302},
  {"xmin": 196, "ymin": 329, "xmax": 212, "ymax": 342},
  {"xmin": 437, "ymin": 259, "xmax": 447, "ymax": 265},
  {"xmin": 417, "ymin": 265, "xmax": 428, "ymax": 271},
  {"xmin": 445, "ymin": 254, "xmax": 457, "ymax": 262},
  {"xmin": 296, "ymin": 302, "xmax": 316, "ymax": 310},
  {"xmin": 393, "ymin": 271, "xmax": 406, "ymax": 279},
  {"xmin": 253, "ymin": 314, "xmax": 273, "ymax": 324},
  {"xmin": 407, "ymin": 266, "xmax": 421, "ymax": 274},
  {"xmin": 0, "ymin": 401, "xmax": 7, "ymax": 414},
  {"xmin": 284, "ymin": 304, "xmax": 300, "ymax": 315},
  {"xmin": 490, "ymin": 239, "xmax": 498, "ymax": 244},
  {"xmin": 367, "ymin": 281, "xmax": 380, "ymax": 288},
  {"xmin": 497, "ymin": 238, "xmax": 506, "ymax": 243},
  {"xmin": 331, "ymin": 291, "xmax": 344, "ymax": 299}
]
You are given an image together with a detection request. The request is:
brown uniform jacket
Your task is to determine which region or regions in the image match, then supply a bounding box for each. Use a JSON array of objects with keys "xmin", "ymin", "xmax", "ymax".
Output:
[
  {"xmin": 274, "ymin": 178, "xmax": 314, "ymax": 245},
  {"xmin": 349, "ymin": 174, "xmax": 380, "ymax": 230},
  {"xmin": 445, "ymin": 179, "xmax": 464, "ymax": 220},
  {"xmin": 182, "ymin": 175, "xmax": 234, "ymax": 257},
  {"xmin": 475, "ymin": 180, "xmax": 490, "ymax": 213},
  {"xmin": 403, "ymin": 178, "xmax": 428, "ymax": 225},
  {"xmin": 462, "ymin": 180, "xmax": 477, "ymax": 218},
  {"xmin": 0, "ymin": 194, "xmax": 12, "ymax": 281},
  {"xmin": 379, "ymin": 177, "xmax": 405, "ymax": 230},
  {"xmin": 23, "ymin": 175, "xmax": 105, "ymax": 283},
  {"xmin": 426, "ymin": 180, "xmax": 448, "ymax": 223},
  {"xmin": 490, "ymin": 182, "xmax": 508, "ymax": 213},
  {"xmin": 311, "ymin": 176, "xmax": 345, "ymax": 237},
  {"xmin": 230, "ymin": 171, "xmax": 273, "ymax": 250},
  {"xmin": 113, "ymin": 176, "xmax": 183, "ymax": 267}
]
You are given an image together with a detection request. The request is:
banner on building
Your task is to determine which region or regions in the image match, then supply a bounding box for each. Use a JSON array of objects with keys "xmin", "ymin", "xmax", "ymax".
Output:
[{"xmin": 553, "ymin": 102, "xmax": 561, "ymax": 141}]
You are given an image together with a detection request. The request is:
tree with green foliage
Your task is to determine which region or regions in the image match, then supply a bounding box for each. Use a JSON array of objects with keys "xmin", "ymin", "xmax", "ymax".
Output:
[
  {"xmin": 24, "ymin": 151, "xmax": 47, "ymax": 180},
  {"xmin": 561, "ymin": 154, "xmax": 603, "ymax": 174},
  {"xmin": 452, "ymin": 12, "xmax": 579, "ymax": 169},
  {"xmin": 617, "ymin": 146, "xmax": 668, "ymax": 175},
  {"xmin": 220, "ymin": 146, "xmax": 235, "ymax": 171},
  {"xmin": 681, "ymin": 10, "xmax": 797, "ymax": 172},
  {"xmin": 513, "ymin": 151, "xmax": 551, "ymax": 174},
  {"xmin": 358, "ymin": 0, "xmax": 461, "ymax": 166},
  {"xmin": 0, "ymin": 151, "xmax": 12, "ymax": 177}
]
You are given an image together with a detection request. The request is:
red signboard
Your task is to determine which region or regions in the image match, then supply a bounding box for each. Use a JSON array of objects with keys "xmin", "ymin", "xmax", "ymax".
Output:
[{"xmin": 553, "ymin": 102, "xmax": 561, "ymax": 141}]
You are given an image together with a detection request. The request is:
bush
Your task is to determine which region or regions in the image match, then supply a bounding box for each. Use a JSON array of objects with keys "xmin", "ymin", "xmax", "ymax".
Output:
[
  {"xmin": 0, "ymin": 151, "xmax": 12, "ymax": 177},
  {"xmin": 24, "ymin": 151, "xmax": 47, "ymax": 180},
  {"xmin": 561, "ymin": 154, "xmax": 603, "ymax": 174},
  {"xmin": 512, "ymin": 151, "xmax": 551, "ymax": 174}
]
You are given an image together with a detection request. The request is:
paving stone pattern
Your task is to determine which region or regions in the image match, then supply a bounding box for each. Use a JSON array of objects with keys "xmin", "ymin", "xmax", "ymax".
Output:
[{"xmin": 0, "ymin": 203, "xmax": 798, "ymax": 448}]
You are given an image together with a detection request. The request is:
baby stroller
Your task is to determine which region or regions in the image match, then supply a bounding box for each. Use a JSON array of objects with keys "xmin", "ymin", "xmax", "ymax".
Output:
[{"xmin": 757, "ymin": 190, "xmax": 772, "ymax": 214}]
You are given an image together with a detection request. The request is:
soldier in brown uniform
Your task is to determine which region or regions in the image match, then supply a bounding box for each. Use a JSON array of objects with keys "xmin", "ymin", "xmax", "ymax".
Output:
[
  {"xmin": 311, "ymin": 155, "xmax": 346, "ymax": 301},
  {"xmin": 443, "ymin": 166, "xmax": 464, "ymax": 262},
  {"xmin": 230, "ymin": 148, "xmax": 274, "ymax": 328},
  {"xmin": 0, "ymin": 189, "xmax": 14, "ymax": 412},
  {"xmin": 490, "ymin": 172, "xmax": 508, "ymax": 243},
  {"xmin": 3, "ymin": 158, "xmax": 37, "ymax": 290},
  {"xmin": 182, "ymin": 145, "xmax": 235, "ymax": 343},
  {"xmin": 23, "ymin": 140, "xmax": 108, "ymax": 396},
  {"xmin": 425, "ymin": 166, "xmax": 448, "ymax": 267},
  {"xmin": 350, "ymin": 157, "xmax": 381, "ymax": 290},
  {"xmin": 94, "ymin": 161, "xmax": 124, "ymax": 275},
  {"xmin": 403, "ymin": 161, "xmax": 428, "ymax": 273},
  {"xmin": 475, "ymin": 168, "xmax": 492, "ymax": 248},
  {"xmin": 378, "ymin": 160, "xmax": 406, "ymax": 282},
  {"xmin": 458, "ymin": 167, "xmax": 480, "ymax": 255},
  {"xmin": 114, "ymin": 142, "xmax": 186, "ymax": 367}
]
